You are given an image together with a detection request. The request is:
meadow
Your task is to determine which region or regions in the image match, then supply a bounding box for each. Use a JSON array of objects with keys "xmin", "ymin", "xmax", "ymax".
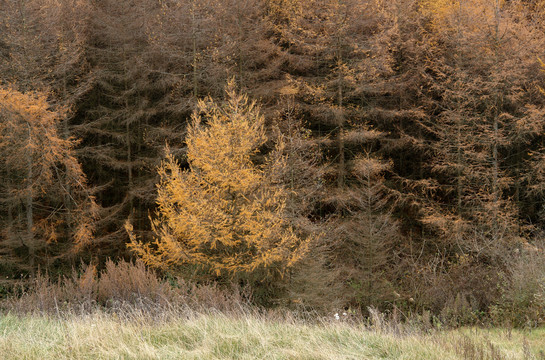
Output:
[{"xmin": 1, "ymin": 310, "xmax": 544, "ymax": 360}]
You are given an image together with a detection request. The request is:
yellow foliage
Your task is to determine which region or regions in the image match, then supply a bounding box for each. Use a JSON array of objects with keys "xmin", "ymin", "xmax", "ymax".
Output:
[
  {"xmin": 0, "ymin": 86, "xmax": 97, "ymax": 254},
  {"xmin": 419, "ymin": 0, "xmax": 503, "ymax": 34},
  {"xmin": 127, "ymin": 81, "xmax": 311, "ymax": 276},
  {"xmin": 0, "ymin": 87, "xmax": 70, "ymax": 192},
  {"xmin": 420, "ymin": 0, "xmax": 459, "ymax": 19}
]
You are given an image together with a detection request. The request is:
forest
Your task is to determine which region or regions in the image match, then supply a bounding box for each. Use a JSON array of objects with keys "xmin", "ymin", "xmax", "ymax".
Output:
[{"xmin": 2, "ymin": 0, "xmax": 545, "ymax": 328}]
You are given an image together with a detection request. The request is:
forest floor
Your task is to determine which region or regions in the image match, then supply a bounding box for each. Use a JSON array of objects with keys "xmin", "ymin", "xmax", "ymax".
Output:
[{"xmin": 0, "ymin": 311, "xmax": 544, "ymax": 359}]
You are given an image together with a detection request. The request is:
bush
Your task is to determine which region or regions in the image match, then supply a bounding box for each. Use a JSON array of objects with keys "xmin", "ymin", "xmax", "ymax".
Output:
[
  {"xmin": 440, "ymin": 293, "xmax": 483, "ymax": 327},
  {"xmin": 490, "ymin": 247, "xmax": 545, "ymax": 327},
  {"xmin": 96, "ymin": 259, "xmax": 168, "ymax": 304}
]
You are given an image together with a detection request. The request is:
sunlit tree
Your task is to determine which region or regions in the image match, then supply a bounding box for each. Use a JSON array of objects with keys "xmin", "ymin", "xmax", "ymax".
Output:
[{"xmin": 127, "ymin": 81, "xmax": 311, "ymax": 277}]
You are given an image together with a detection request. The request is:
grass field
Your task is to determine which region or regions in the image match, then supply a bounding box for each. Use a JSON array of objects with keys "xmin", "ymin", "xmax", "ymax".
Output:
[{"xmin": 0, "ymin": 311, "xmax": 544, "ymax": 359}]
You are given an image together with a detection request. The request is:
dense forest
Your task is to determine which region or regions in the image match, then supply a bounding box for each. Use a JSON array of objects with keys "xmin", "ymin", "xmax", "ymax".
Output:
[{"xmin": 2, "ymin": 0, "xmax": 545, "ymax": 325}]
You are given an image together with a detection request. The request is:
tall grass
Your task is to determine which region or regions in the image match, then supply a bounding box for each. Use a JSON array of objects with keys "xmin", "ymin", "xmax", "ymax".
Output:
[
  {"xmin": 2, "ymin": 260, "xmax": 545, "ymax": 359},
  {"xmin": 1, "ymin": 310, "xmax": 544, "ymax": 360},
  {"xmin": 0, "ymin": 260, "xmax": 252, "ymax": 316}
]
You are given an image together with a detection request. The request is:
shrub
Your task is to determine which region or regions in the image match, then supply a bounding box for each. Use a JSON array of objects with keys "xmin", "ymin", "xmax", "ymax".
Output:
[
  {"xmin": 490, "ymin": 247, "xmax": 545, "ymax": 327},
  {"xmin": 1, "ymin": 260, "xmax": 250, "ymax": 315}
]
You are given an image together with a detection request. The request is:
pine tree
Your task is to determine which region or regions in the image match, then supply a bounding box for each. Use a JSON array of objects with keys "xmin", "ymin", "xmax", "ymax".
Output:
[{"xmin": 127, "ymin": 81, "xmax": 310, "ymax": 277}]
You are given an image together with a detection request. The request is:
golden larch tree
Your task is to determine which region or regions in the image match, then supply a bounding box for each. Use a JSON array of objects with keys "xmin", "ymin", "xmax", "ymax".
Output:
[
  {"xmin": 127, "ymin": 81, "xmax": 310, "ymax": 277},
  {"xmin": 0, "ymin": 86, "xmax": 97, "ymax": 276}
]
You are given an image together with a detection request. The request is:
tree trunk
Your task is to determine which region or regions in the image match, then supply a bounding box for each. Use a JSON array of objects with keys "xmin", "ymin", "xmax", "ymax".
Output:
[
  {"xmin": 26, "ymin": 123, "xmax": 35, "ymax": 277},
  {"xmin": 491, "ymin": 0, "xmax": 501, "ymax": 242},
  {"xmin": 191, "ymin": 0, "xmax": 199, "ymax": 97}
]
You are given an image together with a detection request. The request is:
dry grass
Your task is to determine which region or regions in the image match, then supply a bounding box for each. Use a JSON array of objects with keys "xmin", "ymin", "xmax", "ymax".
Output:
[
  {"xmin": 1, "ymin": 260, "xmax": 251, "ymax": 316},
  {"xmin": 2, "ymin": 260, "xmax": 545, "ymax": 359},
  {"xmin": 0, "ymin": 310, "xmax": 545, "ymax": 360}
]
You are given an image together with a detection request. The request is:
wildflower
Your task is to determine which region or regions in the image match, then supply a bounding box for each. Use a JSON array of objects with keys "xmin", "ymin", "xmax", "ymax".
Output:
[{"xmin": 334, "ymin": 313, "xmax": 340, "ymax": 320}]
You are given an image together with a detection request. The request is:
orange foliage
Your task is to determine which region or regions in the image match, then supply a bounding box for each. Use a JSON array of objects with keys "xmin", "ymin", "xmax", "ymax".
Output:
[
  {"xmin": 0, "ymin": 86, "xmax": 97, "ymax": 272},
  {"xmin": 127, "ymin": 81, "xmax": 311, "ymax": 277}
]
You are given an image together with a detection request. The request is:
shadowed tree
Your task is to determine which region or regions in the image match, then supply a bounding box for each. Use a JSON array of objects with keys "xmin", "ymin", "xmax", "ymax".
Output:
[{"xmin": 0, "ymin": 86, "xmax": 97, "ymax": 277}]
